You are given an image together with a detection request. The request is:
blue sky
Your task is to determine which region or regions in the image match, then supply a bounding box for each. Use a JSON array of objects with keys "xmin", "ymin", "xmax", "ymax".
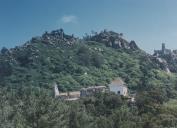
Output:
[{"xmin": 0, "ymin": 0, "xmax": 177, "ymax": 53}]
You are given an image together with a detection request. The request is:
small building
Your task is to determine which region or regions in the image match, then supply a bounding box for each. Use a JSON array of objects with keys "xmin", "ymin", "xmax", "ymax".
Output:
[
  {"xmin": 109, "ymin": 78, "xmax": 128, "ymax": 96},
  {"xmin": 54, "ymin": 83, "xmax": 80, "ymax": 100}
]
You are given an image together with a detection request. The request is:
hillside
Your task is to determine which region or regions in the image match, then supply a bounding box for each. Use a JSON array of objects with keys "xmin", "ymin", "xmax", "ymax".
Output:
[
  {"xmin": 1, "ymin": 29, "xmax": 177, "ymax": 127},
  {"xmin": 0, "ymin": 29, "xmax": 176, "ymax": 93}
]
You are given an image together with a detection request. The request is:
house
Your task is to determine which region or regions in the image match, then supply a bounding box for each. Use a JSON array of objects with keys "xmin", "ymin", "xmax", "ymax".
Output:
[
  {"xmin": 109, "ymin": 78, "xmax": 128, "ymax": 96},
  {"xmin": 80, "ymin": 86, "xmax": 107, "ymax": 97},
  {"xmin": 54, "ymin": 83, "xmax": 80, "ymax": 100},
  {"xmin": 54, "ymin": 83, "xmax": 68, "ymax": 99}
]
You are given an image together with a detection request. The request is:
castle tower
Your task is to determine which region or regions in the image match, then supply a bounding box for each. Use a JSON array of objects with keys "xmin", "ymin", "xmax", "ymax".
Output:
[
  {"xmin": 162, "ymin": 43, "xmax": 165, "ymax": 53},
  {"xmin": 59, "ymin": 28, "xmax": 64, "ymax": 39}
]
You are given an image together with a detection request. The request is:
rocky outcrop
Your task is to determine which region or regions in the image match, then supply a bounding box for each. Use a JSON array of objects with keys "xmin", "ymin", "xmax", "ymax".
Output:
[
  {"xmin": 29, "ymin": 29, "xmax": 78, "ymax": 47},
  {"xmin": 0, "ymin": 47, "xmax": 9, "ymax": 55},
  {"xmin": 154, "ymin": 57, "xmax": 171, "ymax": 73},
  {"xmin": 28, "ymin": 29, "xmax": 139, "ymax": 51},
  {"xmin": 129, "ymin": 40, "xmax": 139, "ymax": 49},
  {"xmin": 89, "ymin": 30, "xmax": 139, "ymax": 50}
]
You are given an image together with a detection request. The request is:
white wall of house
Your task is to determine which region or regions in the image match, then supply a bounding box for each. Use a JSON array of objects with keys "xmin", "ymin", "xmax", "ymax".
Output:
[{"xmin": 109, "ymin": 84, "xmax": 128, "ymax": 96}]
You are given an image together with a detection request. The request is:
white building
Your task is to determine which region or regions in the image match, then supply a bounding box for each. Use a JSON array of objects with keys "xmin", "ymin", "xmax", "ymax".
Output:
[{"xmin": 109, "ymin": 78, "xmax": 128, "ymax": 96}]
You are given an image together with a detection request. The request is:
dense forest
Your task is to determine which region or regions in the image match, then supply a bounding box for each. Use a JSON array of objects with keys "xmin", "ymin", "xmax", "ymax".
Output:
[{"xmin": 0, "ymin": 29, "xmax": 177, "ymax": 127}]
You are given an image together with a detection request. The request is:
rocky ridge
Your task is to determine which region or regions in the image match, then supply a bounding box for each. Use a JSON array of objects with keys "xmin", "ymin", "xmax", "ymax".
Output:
[{"xmin": 89, "ymin": 30, "xmax": 139, "ymax": 50}]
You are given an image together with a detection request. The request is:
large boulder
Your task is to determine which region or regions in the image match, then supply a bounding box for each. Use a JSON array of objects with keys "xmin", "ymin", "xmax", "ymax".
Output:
[
  {"xmin": 129, "ymin": 40, "xmax": 139, "ymax": 49},
  {"xmin": 1, "ymin": 47, "xmax": 9, "ymax": 54}
]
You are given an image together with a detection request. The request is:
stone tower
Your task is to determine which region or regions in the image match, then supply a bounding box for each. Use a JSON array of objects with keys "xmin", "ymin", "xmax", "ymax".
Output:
[
  {"xmin": 59, "ymin": 28, "xmax": 64, "ymax": 39},
  {"xmin": 162, "ymin": 43, "xmax": 165, "ymax": 53}
]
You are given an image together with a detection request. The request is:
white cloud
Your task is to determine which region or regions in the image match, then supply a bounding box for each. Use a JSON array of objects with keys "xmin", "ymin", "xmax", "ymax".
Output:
[{"xmin": 61, "ymin": 15, "xmax": 78, "ymax": 24}]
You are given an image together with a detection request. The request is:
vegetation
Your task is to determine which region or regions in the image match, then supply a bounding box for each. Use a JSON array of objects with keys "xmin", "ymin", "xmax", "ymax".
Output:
[
  {"xmin": 0, "ymin": 86, "xmax": 177, "ymax": 128},
  {"xmin": 0, "ymin": 30, "xmax": 177, "ymax": 127}
]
